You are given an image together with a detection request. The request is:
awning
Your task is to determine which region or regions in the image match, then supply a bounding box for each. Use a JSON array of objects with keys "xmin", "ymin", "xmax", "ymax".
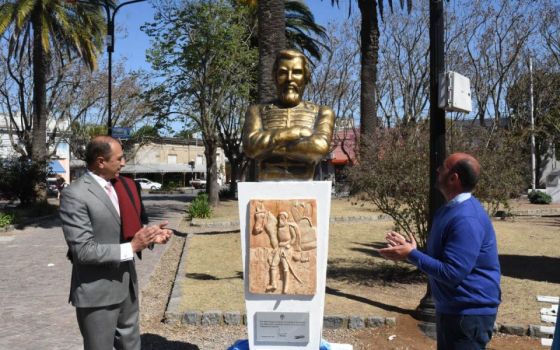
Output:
[{"xmin": 48, "ymin": 160, "xmax": 65, "ymax": 174}]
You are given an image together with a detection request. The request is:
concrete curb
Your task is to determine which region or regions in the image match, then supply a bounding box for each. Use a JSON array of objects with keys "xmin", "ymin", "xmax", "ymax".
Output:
[
  {"xmin": 163, "ymin": 233, "xmax": 191, "ymax": 324},
  {"xmin": 509, "ymin": 208, "xmax": 560, "ymax": 216},
  {"xmin": 190, "ymin": 214, "xmax": 393, "ymax": 229},
  {"xmin": 0, "ymin": 214, "xmax": 57, "ymax": 234}
]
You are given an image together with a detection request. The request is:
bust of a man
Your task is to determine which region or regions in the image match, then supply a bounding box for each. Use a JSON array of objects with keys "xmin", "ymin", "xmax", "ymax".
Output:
[{"xmin": 243, "ymin": 49, "xmax": 335, "ymax": 181}]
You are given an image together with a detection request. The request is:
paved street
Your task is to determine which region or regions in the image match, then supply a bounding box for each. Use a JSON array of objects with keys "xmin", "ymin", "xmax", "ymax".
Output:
[{"xmin": 0, "ymin": 194, "xmax": 191, "ymax": 350}]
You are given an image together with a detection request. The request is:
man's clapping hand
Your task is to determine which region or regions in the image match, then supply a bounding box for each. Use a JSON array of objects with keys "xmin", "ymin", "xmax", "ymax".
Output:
[
  {"xmin": 377, "ymin": 231, "xmax": 417, "ymax": 261},
  {"xmin": 131, "ymin": 221, "xmax": 172, "ymax": 252}
]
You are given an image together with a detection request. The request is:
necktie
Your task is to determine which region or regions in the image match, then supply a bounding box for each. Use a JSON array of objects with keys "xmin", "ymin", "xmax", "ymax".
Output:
[{"xmin": 104, "ymin": 182, "xmax": 120, "ymax": 215}]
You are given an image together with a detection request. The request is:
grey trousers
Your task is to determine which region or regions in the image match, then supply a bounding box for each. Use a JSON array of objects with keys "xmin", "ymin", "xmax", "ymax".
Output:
[{"xmin": 76, "ymin": 291, "xmax": 140, "ymax": 350}]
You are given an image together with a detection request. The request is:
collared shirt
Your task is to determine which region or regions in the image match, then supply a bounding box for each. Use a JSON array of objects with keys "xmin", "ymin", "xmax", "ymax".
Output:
[
  {"xmin": 446, "ymin": 192, "xmax": 472, "ymax": 207},
  {"xmin": 87, "ymin": 170, "xmax": 133, "ymax": 261}
]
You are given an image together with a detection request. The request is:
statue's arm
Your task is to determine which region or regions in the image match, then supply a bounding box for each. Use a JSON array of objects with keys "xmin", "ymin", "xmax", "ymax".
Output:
[
  {"xmin": 243, "ymin": 105, "xmax": 273, "ymax": 159},
  {"xmin": 285, "ymin": 106, "xmax": 336, "ymax": 161},
  {"xmin": 243, "ymin": 104, "xmax": 312, "ymax": 160}
]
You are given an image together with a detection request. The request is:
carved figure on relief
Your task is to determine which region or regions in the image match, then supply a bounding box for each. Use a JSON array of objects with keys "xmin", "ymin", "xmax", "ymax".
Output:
[{"xmin": 249, "ymin": 200, "xmax": 317, "ymax": 295}]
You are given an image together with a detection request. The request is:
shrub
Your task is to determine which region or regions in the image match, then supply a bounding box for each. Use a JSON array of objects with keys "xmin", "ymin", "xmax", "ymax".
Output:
[
  {"xmin": 348, "ymin": 122, "xmax": 526, "ymax": 248},
  {"xmin": 0, "ymin": 156, "xmax": 48, "ymax": 204},
  {"xmin": 528, "ymin": 190, "xmax": 552, "ymax": 204},
  {"xmin": 162, "ymin": 181, "xmax": 181, "ymax": 191},
  {"xmin": 187, "ymin": 192, "xmax": 213, "ymax": 219},
  {"xmin": 0, "ymin": 212, "xmax": 16, "ymax": 228}
]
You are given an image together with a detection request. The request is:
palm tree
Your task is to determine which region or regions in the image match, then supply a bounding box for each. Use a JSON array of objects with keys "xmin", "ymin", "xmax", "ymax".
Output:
[
  {"xmin": 240, "ymin": 0, "xmax": 327, "ymax": 103},
  {"xmin": 0, "ymin": 0, "xmax": 105, "ymax": 201},
  {"xmin": 257, "ymin": 0, "xmax": 285, "ymax": 103},
  {"xmin": 327, "ymin": 0, "xmax": 411, "ymax": 143}
]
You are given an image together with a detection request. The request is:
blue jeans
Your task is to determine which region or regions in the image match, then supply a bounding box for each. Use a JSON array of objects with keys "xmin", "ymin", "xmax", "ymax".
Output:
[
  {"xmin": 436, "ymin": 313, "xmax": 496, "ymax": 350},
  {"xmin": 552, "ymin": 317, "xmax": 560, "ymax": 350}
]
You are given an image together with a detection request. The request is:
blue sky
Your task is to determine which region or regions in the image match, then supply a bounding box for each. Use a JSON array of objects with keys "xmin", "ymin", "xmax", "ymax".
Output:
[{"xmin": 112, "ymin": 0, "xmax": 349, "ymax": 72}]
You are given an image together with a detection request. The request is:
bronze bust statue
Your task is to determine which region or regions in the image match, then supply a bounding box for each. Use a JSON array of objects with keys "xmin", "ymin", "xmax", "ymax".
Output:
[{"xmin": 243, "ymin": 49, "xmax": 335, "ymax": 181}]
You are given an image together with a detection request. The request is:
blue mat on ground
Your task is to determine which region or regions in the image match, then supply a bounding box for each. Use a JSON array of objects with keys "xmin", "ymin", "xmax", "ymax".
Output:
[{"xmin": 227, "ymin": 339, "xmax": 332, "ymax": 350}]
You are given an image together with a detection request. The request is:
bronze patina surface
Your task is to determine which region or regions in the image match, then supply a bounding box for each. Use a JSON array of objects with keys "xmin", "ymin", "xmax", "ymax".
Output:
[{"xmin": 243, "ymin": 49, "xmax": 335, "ymax": 181}]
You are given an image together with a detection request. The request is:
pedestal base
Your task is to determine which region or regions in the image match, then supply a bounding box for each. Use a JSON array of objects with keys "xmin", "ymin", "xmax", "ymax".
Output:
[{"xmin": 238, "ymin": 181, "xmax": 332, "ymax": 350}]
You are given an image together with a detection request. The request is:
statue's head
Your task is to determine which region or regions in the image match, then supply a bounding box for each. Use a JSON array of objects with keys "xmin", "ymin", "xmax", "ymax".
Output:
[{"xmin": 273, "ymin": 49, "xmax": 311, "ymax": 107}]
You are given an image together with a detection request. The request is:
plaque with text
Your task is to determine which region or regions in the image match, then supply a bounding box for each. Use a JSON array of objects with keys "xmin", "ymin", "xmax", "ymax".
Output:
[{"xmin": 255, "ymin": 312, "xmax": 309, "ymax": 345}]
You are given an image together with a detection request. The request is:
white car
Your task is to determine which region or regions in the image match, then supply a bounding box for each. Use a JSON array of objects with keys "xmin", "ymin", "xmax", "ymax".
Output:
[{"xmin": 134, "ymin": 178, "xmax": 162, "ymax": 190}]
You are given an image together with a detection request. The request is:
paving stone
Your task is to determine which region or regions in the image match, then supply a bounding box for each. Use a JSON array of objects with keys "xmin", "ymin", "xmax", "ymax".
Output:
[
  {"xmin": 348, "ymin": 316, "xmax": 365, "ymax": 329},
  {"xmin": 164, "ymin": 311, "xmax": 181, "ymax": 325},
  {"xmin": 201, "ymin": 310, "xmax": 222, "ymax": 326},
  {"xmin": 183, "ymin": 310, "xmax": 202, "ymax": 325},
  {"xmin": 224, "ymin": 311, "xmax": 242, "ymax": 326},
  {"xmin": 366, "ymin": 316, "xmax": 385, "ymax": 328},
  {"xmin": 323, "ymin": 315, "xmax": 346, "ymax": 329},
  {"xmin": 385, "ymin": 317, "xmax": 397, "ymax": 326},
  {"xmin": 499, "ymin": 324, "xmax": 527, "ymax": 336}
]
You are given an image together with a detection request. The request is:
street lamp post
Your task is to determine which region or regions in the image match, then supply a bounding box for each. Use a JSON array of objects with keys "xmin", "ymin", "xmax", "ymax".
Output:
[
  {"xmin": 416, "ymin": 0, "xmax": 446, "ymax": 335},
  {"xmin": 69, "ymin": 0, "xmax": 146, "ymax": 136}
]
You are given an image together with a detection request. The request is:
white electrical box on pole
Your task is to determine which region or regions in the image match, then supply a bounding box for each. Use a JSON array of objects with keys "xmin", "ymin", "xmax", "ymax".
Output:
[{"xmin": 438, "ymin": 71, "xmax": 472, "ymax": 113}]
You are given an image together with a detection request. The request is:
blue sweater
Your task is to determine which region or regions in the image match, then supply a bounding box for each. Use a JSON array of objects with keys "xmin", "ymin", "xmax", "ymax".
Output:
[{"xmin": 408, "ymin": 196, "xmax": 501, "ymax": 315}]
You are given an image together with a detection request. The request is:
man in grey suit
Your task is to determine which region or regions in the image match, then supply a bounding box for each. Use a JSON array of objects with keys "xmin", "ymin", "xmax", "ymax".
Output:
[{"xmin": 60, "ymin": 136, "xmax": 171, "ymax": 350}]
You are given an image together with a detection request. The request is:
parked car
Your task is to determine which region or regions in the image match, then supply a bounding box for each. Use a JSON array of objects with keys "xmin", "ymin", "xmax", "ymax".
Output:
[
  {"xmin": 134, "ymin": 178, "xmax": 162, "ymax": 190},
  {"xmin": 46, "ymin": 178, "xmax": 59, "ymax": 197},
  {"xmin": 190, "ymin": 178, "xmax": 206, "ymax": 189}
]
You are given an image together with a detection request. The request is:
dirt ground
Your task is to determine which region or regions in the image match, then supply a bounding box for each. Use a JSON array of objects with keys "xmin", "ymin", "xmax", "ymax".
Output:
[{"xmin": 140, "ymin": 198, "xmax": 558, "ymax": 349}]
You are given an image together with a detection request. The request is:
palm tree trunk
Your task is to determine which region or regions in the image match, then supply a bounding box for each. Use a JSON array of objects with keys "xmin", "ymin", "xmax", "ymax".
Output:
[
  {"xmin": 257, "ymin": 0, "xmax": 286, "ymax": 103},
  {"xmin": 358, "ymin": 0, "xmax": 380, "ymax": 146},
  {"xmin": 31, "ymin": 4, "xmax": 48, "ymax": 202}
]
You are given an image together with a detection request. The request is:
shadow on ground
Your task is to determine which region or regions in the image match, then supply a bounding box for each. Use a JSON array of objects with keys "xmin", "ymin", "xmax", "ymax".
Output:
[
  {"xmin": 186, "ymin": 271, "xmax": 243, "ymax": 280},
  {"xmin": 141, "ymin": 334, "xmax": 199, "ymax": 350},
  {"xmin": 326, "ymin": 286, "xmax": 416, "ymax": 316},
  {"xmin": 499, "ymin": 254, "xmax": 560, "ymax": 283}
]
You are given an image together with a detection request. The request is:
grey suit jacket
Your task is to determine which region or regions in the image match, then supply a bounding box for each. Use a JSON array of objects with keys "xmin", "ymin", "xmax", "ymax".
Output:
[{"xmin": 59, "ymin": 173, "xmax": 137, "ymax": 308}]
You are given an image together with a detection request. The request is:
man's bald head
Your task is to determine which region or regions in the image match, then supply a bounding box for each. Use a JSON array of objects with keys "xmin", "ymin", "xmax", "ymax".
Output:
[
  {"xmin": 446, "ymin": 152, "xmax": 481, "ymax": 192},
  {"xmin": 85, "ymin": 136, "xmax": 119, "ymax": 167}
]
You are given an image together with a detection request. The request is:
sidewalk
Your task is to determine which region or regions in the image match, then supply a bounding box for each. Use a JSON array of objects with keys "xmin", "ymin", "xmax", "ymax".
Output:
[{"xmin": 0, "ymin": 196, "xmax": 187, "ymax": 350}]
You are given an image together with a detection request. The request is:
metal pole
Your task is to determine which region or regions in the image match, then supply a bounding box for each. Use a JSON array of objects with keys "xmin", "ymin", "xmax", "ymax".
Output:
[
  {"xmin": 417, "ymin": 0, "xmax": 446, "ymax": 330},
  {"xmin": 103, "ymin": 0, "xmax": 147, "ymax": 136},
  {"xmin": 106, "ymin": 3, "xmax": 113, "ymax": 136},
  {"xmin": 529, "ymin": 57, "xmax": 536, "ymax": 190}
]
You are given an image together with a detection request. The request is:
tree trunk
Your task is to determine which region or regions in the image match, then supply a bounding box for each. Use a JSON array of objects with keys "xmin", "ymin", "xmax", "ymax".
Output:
[
  {"xmin": 358, "ymin": 0, "xmax": 380, "ymax": 148},
  {"xmin": 257, "ymin": 0, "xmax": 286, "ymax": 103},
  {"xmin": 31, "ymin": 5, "xmax": 48, "ymax": 203},
  {"xmin": 229, "ymin": 158, "xmax": 240, "ymax": 198},
  {"xmin": 204, "ymin": 140, "xmax": 220, "ymax": 207}
]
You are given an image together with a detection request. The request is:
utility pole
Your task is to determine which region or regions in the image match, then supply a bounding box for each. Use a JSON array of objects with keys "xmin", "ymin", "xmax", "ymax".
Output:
[
  {"xmin": 417, "ymin": 0, "xmax": 446, "ymax": 333},
  {"xmin": 529, "ymin": 56, "xmax": 536, "ymax": 191}
]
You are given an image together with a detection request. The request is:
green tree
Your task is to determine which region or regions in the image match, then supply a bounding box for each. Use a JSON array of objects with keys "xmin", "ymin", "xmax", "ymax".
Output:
[
  {"xmin": 144, "ymin": 0, "xmax": 257, "ymax": 206},
  {"xmin": 0, "ymin": 0, "xmax": 105, "ymax": 201}
]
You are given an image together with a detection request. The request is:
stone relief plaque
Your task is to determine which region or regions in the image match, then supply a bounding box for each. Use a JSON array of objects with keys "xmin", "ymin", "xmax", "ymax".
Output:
[{"xmin": 248, "ymin": 199, "xmax": 317, "ymax": 295}]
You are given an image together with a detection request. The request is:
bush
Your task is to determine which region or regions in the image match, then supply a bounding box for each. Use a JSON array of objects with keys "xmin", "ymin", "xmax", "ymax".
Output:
[
  {"xmin": 187, "ymin": 192, "xmax": 213, "ymax": 219},
  {"xmin": 0, "ymin": 156, "xmax": 48, "ymax": 204},
  {"xmin": 0, "ymin": 212, "xmax": 16, "ymax": 228},
  {"xmin": 528, "ymin": 190, "xmax": 552, "ymax": 204},
  {"xmin": 162, "ymin": 181, "xmax": 181, "ymax": 191},
  {"xmin": 348, "ymin": 122, "xmax": 527, "ymax": 248}
]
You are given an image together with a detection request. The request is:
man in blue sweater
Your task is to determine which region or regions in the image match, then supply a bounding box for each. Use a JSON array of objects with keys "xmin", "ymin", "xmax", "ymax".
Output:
[{"xmin": 379, "ymin": 153, "xmax": 501, "ymax": 350}]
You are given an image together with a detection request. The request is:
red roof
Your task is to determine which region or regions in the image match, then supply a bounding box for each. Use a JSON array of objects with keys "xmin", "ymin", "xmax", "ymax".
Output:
[{"xmin": 330, "ymin": 129, "xmax": 358, "ymax": 165}]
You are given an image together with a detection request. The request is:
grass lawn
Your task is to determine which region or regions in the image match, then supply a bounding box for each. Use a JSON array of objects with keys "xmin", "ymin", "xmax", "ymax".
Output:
[{"xmin": 178, "ymin": 198, "xmax": 560, "ymax": 326}]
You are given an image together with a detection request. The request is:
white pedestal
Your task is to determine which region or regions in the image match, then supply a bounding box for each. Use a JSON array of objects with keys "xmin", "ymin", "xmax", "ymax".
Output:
[{"xmin": 238, "ymin": 181, "xmax": 332, "ymax": 350}]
